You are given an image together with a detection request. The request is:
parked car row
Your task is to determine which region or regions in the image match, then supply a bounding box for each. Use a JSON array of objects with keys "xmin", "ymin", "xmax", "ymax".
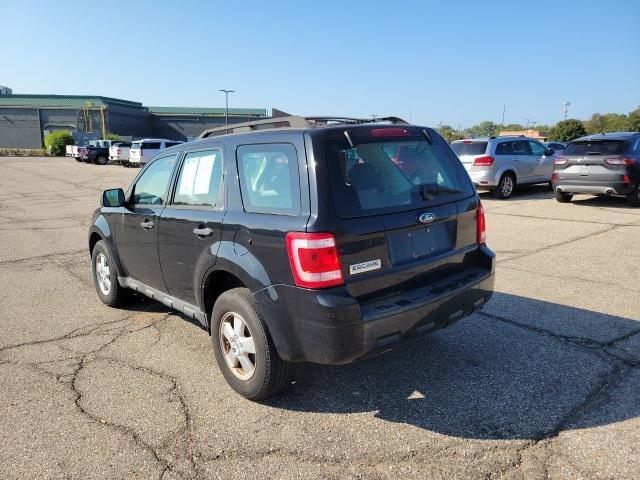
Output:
[
  {"xmin": 449, "ymin": 132, "xmax": 639, "ymax": 206},
  {"xmin": 67, "ymin": 138, "xmax": 184, "ymax": 167}
]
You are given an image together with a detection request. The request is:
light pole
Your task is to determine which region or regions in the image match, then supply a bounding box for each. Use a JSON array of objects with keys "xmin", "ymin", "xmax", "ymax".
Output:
[
  {"xmin": 219, "ymin": 89, "xmax": 235, "ymax": 126},
  {"xmin": 563, "ymin": 101, "xmax": 570, "ymax": 120}
]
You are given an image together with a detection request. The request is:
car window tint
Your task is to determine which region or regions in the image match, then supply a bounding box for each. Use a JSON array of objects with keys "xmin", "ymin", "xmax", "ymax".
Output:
[
  {"xmin": 174, "ymin": 150, "xmax": 223, "ymax": 207},
  {"xmin": 133, "ymin": 155, "xmax": 176, "ymax": 205},
  {"xmin": 237, "ymin": 143, "xmax": 300, "ymax": 215},
  {"xmin": 512, "ymin": 140, "xmax": 530, "ymax": 155},
  {"xmin": 495, "ymin": 142, "xmax": 512, "ymax": 155},
  {"xmin": 451, "ymin": 142, "xmax": 487, "ymax": 156},
  {"xmin": 165, "ymin": 142, "xmax": 181, "ymax": 148},
  {"xmin": 143, "ymin": 142, "xmax": 161, "ymax": 149},
  {"xmin": 528, "ymin": 141, "xmax": 546, "ymax": 156}
]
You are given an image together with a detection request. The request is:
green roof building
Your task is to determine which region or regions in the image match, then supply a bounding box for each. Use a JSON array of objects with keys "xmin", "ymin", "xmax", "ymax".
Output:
[{"xmin": 0, "ymin": 93, "xmax": 267, "ymax": 148}]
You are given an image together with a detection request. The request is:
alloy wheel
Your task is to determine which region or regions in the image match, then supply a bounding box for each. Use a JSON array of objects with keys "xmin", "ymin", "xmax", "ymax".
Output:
[
  {"xmin": 219, "ymin": 312, "xmax": 257, "ymax": 380},
  {"xmin": 501, "ymin": 176, "xmax": 514, "ymax": 197},
  {"xmin": 95, "ymin": 252, "xmax": 111, "ymax": 295}
]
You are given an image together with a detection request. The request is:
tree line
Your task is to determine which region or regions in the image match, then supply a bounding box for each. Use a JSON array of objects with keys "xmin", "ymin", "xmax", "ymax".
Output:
[{"xmin": 436, "ymin": 106, "xmax": 640, "ymax": 143}]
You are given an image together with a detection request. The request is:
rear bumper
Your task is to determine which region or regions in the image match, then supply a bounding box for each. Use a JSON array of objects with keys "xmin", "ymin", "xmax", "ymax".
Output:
[
  {"xmin": 255, "ymin": 245, "xmax": 495, "ymax": 365},
  {"xmin": 468, "ymin": 169, "xmax": 498, "ymax": 188},
  {"xmin": 553, "ymin": 180, "xmax": 631, "ymax": 196}
]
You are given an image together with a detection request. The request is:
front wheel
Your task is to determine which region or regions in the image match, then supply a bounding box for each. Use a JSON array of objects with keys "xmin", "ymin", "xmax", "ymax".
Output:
[
  {"xmin": 211, "ymin": 288, "xmax": 292, "ymax": 400},
  {"xmin": 492, "ymin": 173, "xmax": 516, "ymax": 199},
  {"xmin": 627, "ymin": 184, "xmax": 640, "ymax": 207},
  {"xmin": 91, "ymin": 240, "xmax": 129, "ymax": 307}
]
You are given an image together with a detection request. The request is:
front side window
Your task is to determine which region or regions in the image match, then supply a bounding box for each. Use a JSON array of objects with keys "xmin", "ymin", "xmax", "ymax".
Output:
[
  {"xmin": 237, "ymin": 143, "xmax": 300, "ymax": 215},
  {"xmin": 132, "ymin": 155, "xmax": 176, "ymax": 205},
  {"xmin": 528, "ymin": 141, "xmax": 546, "ymax": 156},
  {"xmin": 173, "ymin": 150, "xmax": 223, "ymax": 207}
]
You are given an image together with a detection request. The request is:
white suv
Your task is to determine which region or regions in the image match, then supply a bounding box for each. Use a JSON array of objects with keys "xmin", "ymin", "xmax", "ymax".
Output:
[
  {"xmin": 129, "ymin": 139, "xmax": 184, "ymax": 166},
  {"xmin": 451, "ymin": 136, "xmax": 556, "ymax": 199}
]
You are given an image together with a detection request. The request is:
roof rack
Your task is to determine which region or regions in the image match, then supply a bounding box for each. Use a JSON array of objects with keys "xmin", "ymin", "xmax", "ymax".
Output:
[{"xmin": 198, "ymin": 115, "xmax": 409, "ymax": 138}]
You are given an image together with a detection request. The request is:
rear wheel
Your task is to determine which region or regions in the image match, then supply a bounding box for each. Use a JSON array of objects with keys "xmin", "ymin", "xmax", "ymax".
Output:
[
  {"xmin": 492, "ymin": 172, "xmax": 515, "ymax": 199},
  {"xmin": 627, "ymin": 184, "xmax": 640, "ymax": 207},
  {"xmin": 555, "ymin": 189, "xmax": 573, "ymax": 203},
  {"xmin": 74, "ymin": 157, "xmax": 83, "ymax": 162},
  {"xmin": 211, "ymin": 288, "xmax": 292, "ymax": 400}
]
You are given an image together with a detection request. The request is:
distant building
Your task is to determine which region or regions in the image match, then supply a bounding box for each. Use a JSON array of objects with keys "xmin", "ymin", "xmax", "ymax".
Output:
[
  {"xmin": 499, "ymin": 130, "xmax": 549, "ymax": 141},
  {"xmin": 0, "ymin": 94, "xmax": 267, "ymax": 148}
]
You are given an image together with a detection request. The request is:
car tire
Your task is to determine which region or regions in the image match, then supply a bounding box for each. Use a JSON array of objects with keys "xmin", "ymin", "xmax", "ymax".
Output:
[
  {"xmin": 627, "ymin": 184, "xmax": 640, "ymax": 208},
  {"xmin": 96, "ymin": 155, "xmax": 108, "ymax": 165},
  {"xmin": 211, "ymin": 288, "xmax": 292, "ymax": 400},
  {"xmin": 555, "ymin": 189, "xmax": 573, "ymax": 203},
  {"xmin": 492, "ymin": 172, "xmax": 516, "ymax": 199},
  {"xmin": 91, "ymin": 240, "xmax": 129, "ymax": 307},
  {"xmin": 74, "ymin": 157, "xmax": 83, "ymax": 162}
]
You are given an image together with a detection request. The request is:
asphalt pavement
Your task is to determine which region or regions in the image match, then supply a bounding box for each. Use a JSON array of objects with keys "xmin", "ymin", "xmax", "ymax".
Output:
[{"xmin": 1, "ymin": 156, "xmax": 638, "ymax": 479}]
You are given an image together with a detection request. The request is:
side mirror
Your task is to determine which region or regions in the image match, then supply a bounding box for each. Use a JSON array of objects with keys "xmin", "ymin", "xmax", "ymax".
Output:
[{"xmin": 101, "ymin": 188, "xmax": 125, "ymax": 207}]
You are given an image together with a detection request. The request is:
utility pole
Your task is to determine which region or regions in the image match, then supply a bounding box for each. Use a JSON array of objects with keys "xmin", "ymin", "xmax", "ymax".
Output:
[
  {"xmin": 563, "ymin": 101, "xmax": 570, "ymax": 120},
  {"xmin": 219, "ymin": 89, "xmax": 235, "ymax": 126},
  {"xmin": 525, "ymin": 118, "xmax": 530, "ymax": 130},
  {"xmin": 501, "ymin": 104, "xmax": 506, "ymax": 128}
]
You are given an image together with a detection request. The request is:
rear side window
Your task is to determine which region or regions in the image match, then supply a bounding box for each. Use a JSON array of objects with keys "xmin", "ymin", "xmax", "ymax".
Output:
[
  {"xmin": 143, "ymin": 142, "xmax": 161, "ymax": 149},
  {"xmin": 173, "ymin": 150, "xmax": 223, "ymax": 208},
  {"xmin": 132, "ymin": 155, "xmax": 177, "ymax": 205},
  {"xmin": 237, "ymin": 143, "xmax": 300, "ymax": 215},
  {"xmin": 451, "ymin": 142, "xmax": 488, "ymax": 156},
  {"xmin": 327, "ymin": 133, "xmax": 474, "ymax": 218},
  {"xmin": 564, "ymin": 140, "xmax": 627, "ymax": 156},
  {"xmin": 495, "ymin": 142, "xmax": 512, "ymax": 155}
]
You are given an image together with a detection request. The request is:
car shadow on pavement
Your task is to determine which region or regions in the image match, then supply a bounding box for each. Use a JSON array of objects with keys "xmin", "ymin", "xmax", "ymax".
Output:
[
  {"xmin": 479, "ymin": 184, "xmax": 553, "ymax": 200},
  {"xmin": 267, "ymin": 292, "xmax": 639, "ymax": 440}
]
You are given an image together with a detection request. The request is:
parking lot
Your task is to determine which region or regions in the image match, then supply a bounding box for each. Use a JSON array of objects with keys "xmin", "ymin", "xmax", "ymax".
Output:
[{"xmin": 0, "ymin": 156, "xmax": 639, "ymax": 479}]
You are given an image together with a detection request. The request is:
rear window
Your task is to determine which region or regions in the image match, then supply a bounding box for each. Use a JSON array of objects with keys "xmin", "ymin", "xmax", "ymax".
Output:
[
  {"xmin": 451, "ymin": 141, "xmax": 488, "ymax": 156},
  {"xmin": 327, "ymin": 132, "xmax": 474, "ymax": 218},
  {"xmin": 564, "ymin": 140, "xmax": 627, "ymax": 156},
  {"xmin": 131, "ymin": 142, "xmax": 141, "ymax": 150}
]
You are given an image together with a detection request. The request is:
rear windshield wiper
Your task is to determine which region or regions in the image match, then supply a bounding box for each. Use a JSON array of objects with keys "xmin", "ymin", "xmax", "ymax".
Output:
[{"xmin": 420, "ymin": 185, "xmax": 461, "ymax": 200}]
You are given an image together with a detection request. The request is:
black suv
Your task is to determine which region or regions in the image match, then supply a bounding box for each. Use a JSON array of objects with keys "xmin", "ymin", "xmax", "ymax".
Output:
[
  {"xmin": 552, "ymin": 132, "xmax": 640, "ymax": 207},
  {"xmin": 89, "ymin": 116, "xmax": 495, "ymax": 399}
]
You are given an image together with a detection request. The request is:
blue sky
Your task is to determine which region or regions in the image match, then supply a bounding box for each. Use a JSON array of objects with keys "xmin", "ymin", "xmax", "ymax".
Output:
[{"xmin": 1, "ymin": 0, "xmax": 638, "ymax": 128}]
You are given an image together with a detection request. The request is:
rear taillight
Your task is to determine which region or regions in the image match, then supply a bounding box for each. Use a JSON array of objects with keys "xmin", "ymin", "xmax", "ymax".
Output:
[
  {"xmin": 476, "ymin": 204, "xmax": 486, "ymax": 245},
  {"xmin": 605, "ymin": 157, "xmax": 635, "ymax": 166},
  {"xmin": 551, "ymin": 173, "xmax": 559, "ymax": 182},
  {"xmin": 286, "ymin": 232, "xmax": 344, "ymax": 289},
  {"xmin": 473, "ymin": 156, "xmax": 494, "ymax": 167},
  {"xmin": 623, "ymin": 174, "xmax": 630, "ymax": 184},
  {"xmin": 116, "ymin": 149, "xmax": 121, "ymax": 155},
  {"xmin": 554, "ymin": 157, "xmax": 568, "ymax": 165}
]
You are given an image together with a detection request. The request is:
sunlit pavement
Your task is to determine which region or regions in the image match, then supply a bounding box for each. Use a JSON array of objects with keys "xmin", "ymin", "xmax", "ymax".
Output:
[{"xmin": 1, "ymin": 157, "xmax": 638, "ymax": 479}]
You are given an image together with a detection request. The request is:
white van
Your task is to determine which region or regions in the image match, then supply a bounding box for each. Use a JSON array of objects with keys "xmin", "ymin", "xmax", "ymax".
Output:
[{"xmin": 128, "ymin": 139, "xmax": 184, "ymax": 165}]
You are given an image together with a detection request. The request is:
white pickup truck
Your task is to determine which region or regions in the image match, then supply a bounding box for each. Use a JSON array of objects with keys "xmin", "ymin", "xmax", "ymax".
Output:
[{"xmin": 108, "ymin": 141, "xmax": 132, "ymax": 165}]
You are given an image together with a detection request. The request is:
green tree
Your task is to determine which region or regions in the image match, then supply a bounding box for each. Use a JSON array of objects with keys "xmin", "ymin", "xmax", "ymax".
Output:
[
  {"xmin": 627, "ymin": 107, "xmax": 640, "ymax": 132},
  {"xmin": 437, "ymin": 124, "xmax": 464, "ymax": 143},
  {"xmin": 501, "ymin": 123, "xmax": 525, "ymax": 131},
  {"xmin": 464, "ymin": 121, "xmax": 500, "ymax": 138},
  {"xmin": 585, "ymin": 113, "xmax": 631, "ymax": 134},
  {"xmin": 44, "ymin": 130, "xmax": 74, "ymax": 156},
  {"xmin": 104, "ymin": 132, "xmax": 122, "ymax": 141},
  {"xmin": 548, "ymin": 119, "xmax": 587, "ymax": 141}
]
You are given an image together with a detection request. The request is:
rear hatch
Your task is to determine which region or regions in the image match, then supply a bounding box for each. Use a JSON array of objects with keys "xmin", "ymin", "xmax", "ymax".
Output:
[
  {"xmin": 321, "ymin": 126, "xmax": 482, "ymax": 302},
  {"xmin": 451, "ymin": 140, "xmax": 489, "ymax": 171},
  {"xmin": 556, "ymin": 139, "xmax": 629, "ymax": 182}
]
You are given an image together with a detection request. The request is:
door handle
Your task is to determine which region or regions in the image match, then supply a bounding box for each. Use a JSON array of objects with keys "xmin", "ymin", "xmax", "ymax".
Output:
[
  {"xmin": 140, "ymin": 220, "xmax": 155, "ymax": 230},
  {"xmin": 193, "ymin": 226, "xmax": 213, "ymax": 237}
]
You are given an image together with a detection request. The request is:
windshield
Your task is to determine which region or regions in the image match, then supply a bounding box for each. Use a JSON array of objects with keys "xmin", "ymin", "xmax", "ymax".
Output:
[
  {"xmin": 327, "ymin": 135, "xmax": 474, "ymax": 218},
  {"xmin": 564, "ymin": 140, "xmax": 626, "ymax": 156},
  {"xmin": 451, "ymin": 141, "xmax": 488, "ymax": 156}
]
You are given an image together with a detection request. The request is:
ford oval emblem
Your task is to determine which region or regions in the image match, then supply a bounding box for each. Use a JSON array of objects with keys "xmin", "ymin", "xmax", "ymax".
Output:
[{"xmin": 418, "ymin": 212, "xmax": 436, "ymax": 224}]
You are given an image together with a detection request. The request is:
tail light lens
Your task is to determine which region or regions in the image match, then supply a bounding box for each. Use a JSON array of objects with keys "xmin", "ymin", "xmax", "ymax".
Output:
[
  {"xmin": 605, "ymin": 157, "xmax": 635, "ymax": 166},
  {"xmin": 623, "ymin": 174, "xmax": 630, "ymax": 184},
  {"xmin": 286, "ymin": 232, "xmax": 344, "ymax": 289},
  {"xmin": 551, "ymin": 173, "xmax": 558, "ymax": 182},
  {"xmin": 554, "ymin": 157, "xmax": 568, "ymax": 165},
  {"xmin": 473, "ymin": 156, "xmax": 494, "ymax": 167},
  {"xmin": 476, "ymin": 204, "xmax": 486, "ymax": 244}
]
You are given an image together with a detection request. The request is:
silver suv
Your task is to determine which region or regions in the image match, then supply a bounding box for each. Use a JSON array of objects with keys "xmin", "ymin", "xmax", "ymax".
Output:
[{"xmin": 451, "ymin": 136, "xmax": 556, "ymax": 199}]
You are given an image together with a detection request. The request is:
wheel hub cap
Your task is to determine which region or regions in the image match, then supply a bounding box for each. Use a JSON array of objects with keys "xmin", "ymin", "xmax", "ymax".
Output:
[
  {"xmin": 95, "ymin": 252, "xmax": 111, "ymax": 295},
  {"xmin": 219, "ymin": 312, "xmax": 256, "ymax": 380}
]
